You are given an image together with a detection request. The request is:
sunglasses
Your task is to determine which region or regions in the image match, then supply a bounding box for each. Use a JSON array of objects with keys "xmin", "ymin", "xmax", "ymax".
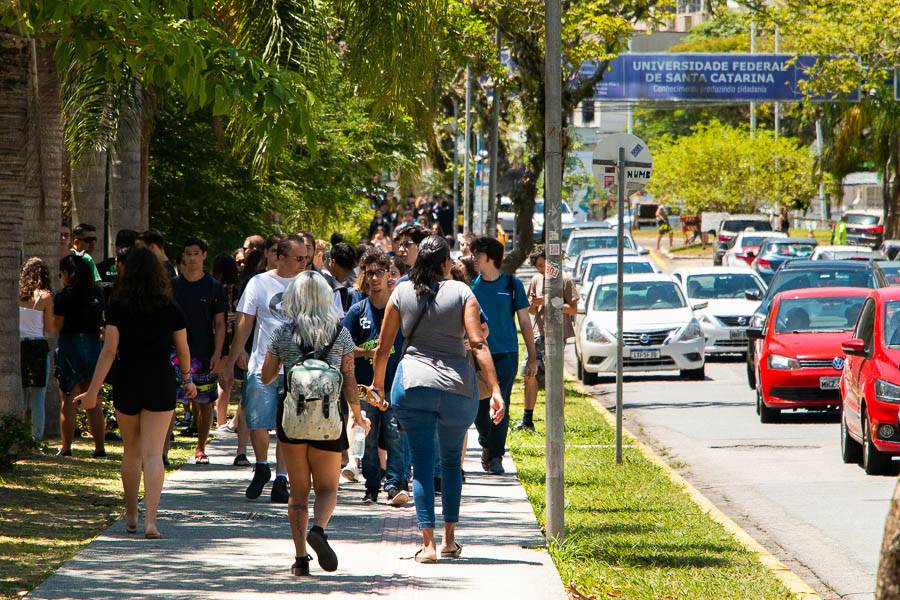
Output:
[
  {"xmin": 365, "ymin": 269, "xmax": 386, "ymax": 278},
  {"xmin": 78, "ymin": 237, "xmax": 97, "ymax": 243},
  {"xmin": 288, "ymin": 255, "xmax": 309, "ymax": 263}
]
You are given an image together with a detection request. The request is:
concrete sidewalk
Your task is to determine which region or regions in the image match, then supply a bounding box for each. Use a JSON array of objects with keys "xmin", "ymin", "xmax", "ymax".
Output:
[{"xmin": 30, "ymin": 428, "xmax": 567, "ymax": 599}]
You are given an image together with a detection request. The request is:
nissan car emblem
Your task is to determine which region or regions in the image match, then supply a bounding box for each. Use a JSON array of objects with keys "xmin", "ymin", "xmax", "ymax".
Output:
[{"xmin": 640, "ymin": 333, "xmax": 650, "ymax": 344}]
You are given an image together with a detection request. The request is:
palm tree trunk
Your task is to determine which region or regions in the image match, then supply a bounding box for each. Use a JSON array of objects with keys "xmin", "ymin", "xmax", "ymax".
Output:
[
  {"xmin": 0, "ymin": 33, "xmax": 30, "ymax": 418},
  {"xmin": 108, "ymin": 102, "xmax": 144, "ymax": 251},
  {"xmin": 71, "ymin": 149, "xmax": 107, "ymax": 259},
  {"xmin": 877, "ymin": 480, "xmax": 900, "ymax": 598}
]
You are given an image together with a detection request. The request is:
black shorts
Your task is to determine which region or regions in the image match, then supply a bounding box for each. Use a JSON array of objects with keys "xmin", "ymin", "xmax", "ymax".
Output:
[
  {"xmin": 275, "ymin": 396, "xmax": 349, "ymax": 453},
  {"xmin": 112, "ymin": 363, "xmax": 177, "ymax": 416}
]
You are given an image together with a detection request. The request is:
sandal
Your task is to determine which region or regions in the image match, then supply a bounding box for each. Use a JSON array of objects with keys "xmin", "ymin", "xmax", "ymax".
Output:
[
  {"xmin": 195, "ymin": 453, "xmax": 209, "ymax": 465},
  {"xmin": 440, "ymin": 542, "xmax": 463, "ymax": 559},
  {"xmin": 414, "ymin": 549, "xmax": 437, "ymax": 564}
]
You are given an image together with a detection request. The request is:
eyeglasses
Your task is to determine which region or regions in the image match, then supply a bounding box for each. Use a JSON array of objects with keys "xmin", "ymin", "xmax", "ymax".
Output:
[
  {"xmin": 60, "ymin": 232, "xmax": 70, "ymax": 240},
  {"xmin": 402, "ymin": 240, "xmax": 416, "ymax": 247},
  {"xmin": 288, "ymin": 255, "xmax": 309, "ymax": 263},
  {"xmin": 365, "ymin": 269, "xmax": 386, "ymax": 278}
]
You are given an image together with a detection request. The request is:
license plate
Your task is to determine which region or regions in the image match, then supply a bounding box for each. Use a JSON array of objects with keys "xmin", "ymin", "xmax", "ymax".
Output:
[
  {"xmin": 819, "ymin": 376, "xmax": 840, "ymax": 390},
  {"xmin": 630, "ymin": 349, "xmax": 660, "ymax": 360},
  {"xmin": 729, "ymin": 329, "xmax": 747, "ymax": 340}
]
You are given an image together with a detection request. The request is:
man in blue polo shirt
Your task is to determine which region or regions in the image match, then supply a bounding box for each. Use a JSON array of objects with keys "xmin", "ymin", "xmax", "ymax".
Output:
[{"xmin": 470, "ymin": 236, "xmax": 537, "ymax": 475}]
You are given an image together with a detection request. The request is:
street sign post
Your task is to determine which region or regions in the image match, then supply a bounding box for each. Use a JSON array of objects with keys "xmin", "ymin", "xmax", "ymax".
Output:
[{"xmin": 592, "ymin": 133, "xmax": 652, "ymax": 464}]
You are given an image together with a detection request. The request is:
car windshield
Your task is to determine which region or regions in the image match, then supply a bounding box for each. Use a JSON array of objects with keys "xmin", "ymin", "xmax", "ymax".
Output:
[
  {"xmin": 585, "ymin": 261, "xmax": 654, "ymax": 281},
  {"xmin": 774, "ymin": 296, "xmax": 866, "ymax": 333},
  {"xmin": 723, "ymin": 219, "xmax": 772, "ymax": 233},
  {"xmin": 880, "ymin": 264, "xmax": 900, "ymax": 285},
  {"xmin": 740, "ymin": 236, "xmax": 773, "ymax": 248},
  {"xmin": 847, "ymin": 213, "xmax": 880, "ymax": 226},
  {"xmin": 884, "ymin": 302, "xmax": 900, "ymax": 346},
  {"xmin": 822, "ymin": 250, "xmax": 873, "ymax": 260},
  {"xmin": 769, "ymin": 269, "xmax": 875, "ymax": 297},
  {"xmin": 685, "ymin": 273, "xmax": 765, "ymax": 300},
  {"xmin": 568, "ymin": 236, "xmax": 633, "ymax": 257},
  {"xmin": 593, "ymin": 281, "xmax": 686, "ymax": 311},
  {"xmin": 766, "ymin": 243, "xmax": 815, "ymax": 258}
]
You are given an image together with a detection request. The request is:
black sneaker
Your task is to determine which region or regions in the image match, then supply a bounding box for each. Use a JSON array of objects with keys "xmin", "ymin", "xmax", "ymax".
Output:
[
  {"xmin": 292, "ymin": 555, "xmax": 312, "ymax": 576},
  {"xmin": 246, "ymin": 463, "xmax": 271, "ymax": 499},
  {"xmin": 90, "ymin": 450, "xmax": 108, "ymax": 459},
  {"xmin": 489, "ymin": 457, "xmax": 505, "ymax": 475},
  {"xmin": 461, "ymin": 469, "xmax": 466, "ymax": 484},
  {"xmin": 307, "ymin": 525, "xmax": 338, "ymax": 572},
  {"xmin": 434, "ymin": 477, "xmax": 442, "ymax": 495},
  {"xmin": 363, "ymin": 489, "xmax": 378, "ymax": 504},
  {"xmin": 104, "ymin": 431, "xmax": 122, "ymax": 442},
  {"xmin": 513, "ymin": 420, "xmax": 536, "ymax": 433},
  {"xmin": 480, "ymin": 447, "xmax": 490, "ymax": 472},
  {"xmin": 386, "ymin": 487, "xmax": 409, "ymax": 506},
  {"xmin": 271, "ymin": 475, "xmax": 289, "ymax": 503},
  {"xmin": 56, "ymin": 448, "xmax": 72, "ymax": 457},
  {"xmin": 233, "ymin": 453, "xmax": 251, "ymax": 467}
]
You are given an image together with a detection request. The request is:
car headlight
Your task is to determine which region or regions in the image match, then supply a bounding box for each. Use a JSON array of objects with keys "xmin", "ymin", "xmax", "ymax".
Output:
[
  {"xmin": 678, "ymin": 319, "xmax": 702, "ymax": 341},
  {"xmin": 768, "ymin": 354, "xmax": 800, "ymax": 370},
  {"xmin": 585, "ymin": 321, "xmax": 612, "ymax": 343},
  {"xmin": 875, "ymin": 379, "xmax": 900, "ymax": 404}
]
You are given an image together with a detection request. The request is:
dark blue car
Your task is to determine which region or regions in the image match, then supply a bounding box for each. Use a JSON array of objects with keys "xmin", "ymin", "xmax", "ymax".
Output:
[{"xmin": 751, "ymin": 237, "xmax": 818, "ymax": 283}]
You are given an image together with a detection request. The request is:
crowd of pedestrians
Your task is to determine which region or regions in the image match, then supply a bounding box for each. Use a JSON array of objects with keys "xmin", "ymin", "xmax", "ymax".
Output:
[{"xmin": 18, "ymin": 194, "xmax": 554, "ymax": 575}]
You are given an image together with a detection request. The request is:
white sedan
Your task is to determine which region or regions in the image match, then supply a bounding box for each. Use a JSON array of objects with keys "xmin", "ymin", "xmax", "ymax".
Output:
[
  {"xmin": 722, "ymin": 231, "xmax": 787, "ymax": 267},
  {"xmin": 811, "ymin": 244, "xmax": 881, "ymax": 261},
  {"xmin": 578, "ymin": 255, "xmax": 658, "ymax": 301},
  {"xmin": 575, "ymin": 273, "xmax": 706, "ymax": 384},
  {"xmin": 672, "ymin": 267, "xmax": 767, "ymax": 356}
]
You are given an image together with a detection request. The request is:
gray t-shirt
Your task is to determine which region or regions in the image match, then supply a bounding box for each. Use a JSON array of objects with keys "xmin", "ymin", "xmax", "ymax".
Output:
[
  {"xmin": 389, "ymin": 280, "xmax": 475, "ymax": 398},
  {"xmin": 267, "ymin": 323, "xmax": 355, "ymax": 374}
]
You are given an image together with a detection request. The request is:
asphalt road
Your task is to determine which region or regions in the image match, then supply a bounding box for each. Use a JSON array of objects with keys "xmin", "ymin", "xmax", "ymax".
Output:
[{"xmin": 522, "ymin": 255, "xmax": 896, "ymax": 599}]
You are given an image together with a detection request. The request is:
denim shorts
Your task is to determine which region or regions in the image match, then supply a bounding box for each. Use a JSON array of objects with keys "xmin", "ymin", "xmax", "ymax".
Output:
[
  {"xmin": 55, "ymin": 333, "xmax": 102, "ymax": 394},
  {"xmin": 241, "ymin": 372, "xmax": 280, "ymax": 430}
]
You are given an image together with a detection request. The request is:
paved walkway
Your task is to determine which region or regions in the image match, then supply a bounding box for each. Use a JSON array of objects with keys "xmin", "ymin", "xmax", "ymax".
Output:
[{"xmin": 30, "ymin": 429, "xmax": 567, "ymax": 599}]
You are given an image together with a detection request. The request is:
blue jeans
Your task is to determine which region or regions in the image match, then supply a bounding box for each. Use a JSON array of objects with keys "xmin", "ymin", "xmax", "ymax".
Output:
[
  {"xmin": 361, "ymin": 403, "xmax": 404, "ymax": 493},
  {"xmin": 25, "ymin": 353, "xmax": 50, "ymax": 439},
  {"xmin": 475, "ymin": 352, "xmax": 518, "ymax": 459},
  {"xmin": 392, "ymin": 366, "xmax": 478, "ymax": 530}
]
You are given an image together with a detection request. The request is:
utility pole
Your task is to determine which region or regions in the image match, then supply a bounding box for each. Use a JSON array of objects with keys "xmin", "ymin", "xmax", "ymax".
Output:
[
  {"xmin": 487, "ymin": 28, "xmax": 502, "ymax": 237},
  {"xmin": 543, "ymin": 0, "xmax": 565, "ymax": 542},
  {"xmin": 452, "ymin": 98, "xmax": 460, "ymax": 245},
  {"xmin": 463, "ymin": 65, "xmax": 472, "ymax": 234},
  {"xmin": 774, "ymin": 27, "xmax": 781, "ymax": 139},
  {"xmin": 749, "ymin": 20, "xmax": 757, "ymax": 135}
]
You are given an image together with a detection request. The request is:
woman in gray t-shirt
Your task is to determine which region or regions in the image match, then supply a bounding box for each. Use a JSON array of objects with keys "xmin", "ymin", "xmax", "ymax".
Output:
[{"xmin": 373, "ymin": 235, "xmax": 504, "ymax": 564}]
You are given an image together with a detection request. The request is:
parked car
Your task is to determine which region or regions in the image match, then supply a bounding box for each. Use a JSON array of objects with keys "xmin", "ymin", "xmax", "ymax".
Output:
[
  {"xmin": 564, "ymin": 230, "xmax": 642, "ymax": 276},
  {"xmin": 877, "ymin": 261, "xmax": 900, "ymax": 286},
  {"xmin": 562, "ymin": 221, "xmax": 612, "ymax": 245},
  {"xmin": 751, "ymin": 237, "xmax": 818, "ymax": 283},
  {"xmin": 570, "ymin": 247, "xmax": 639, "ymax": 281},
  {"xmin": 575, "ymin": 273, "xmax": 706, "ymax": 384},
  {"xmin": 533, "ymin": 199, "xmax": 577, "ymax": 239},
  {"xmin": 713, "ymin": 215, "xmax": 773, "ymax": 266},
  {"xmin": 811, "ymin": 245, "xmax": 883, "ymax": 261},
  {"xmin": 673, "ymin": 267, "xmax": 767, "ymax": 356},
  {"xmin": 743, "ymin": 260, "xmax": 887, "ymax": 389},
  {"xmin": 879, "ymin": 240, "xmax": 900, "ymax": 260},
  {"xmin": 579, "ymin": 256, "xmax": 658, "ymax": 300},
  {"xmin": 722, "ymin": 231, "xmax": 787, "ymax": 267},
  {"xmin": 845, "ymin": 209, "xmax": 884, "ymax": 249},
  {"xmin": 840, "ymin": 287, "xmax": 900, "ymax": 474},
  {"xmin": 749, "ymin": 287, "xmax": 868, "ymax": 423}
]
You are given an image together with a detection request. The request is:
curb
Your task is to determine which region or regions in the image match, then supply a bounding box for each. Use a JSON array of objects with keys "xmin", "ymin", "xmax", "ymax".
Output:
[{"xmin": 573, "ymin": 381, "xmax": 821, "ymax": 600}]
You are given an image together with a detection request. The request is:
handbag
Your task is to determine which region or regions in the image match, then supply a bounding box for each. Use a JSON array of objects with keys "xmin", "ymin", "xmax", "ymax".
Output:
[
  {"xmin": 278, "ymin": 326, "xmax": 344, "ymax": 442},
  {"xmin": 20, "ymin": 338, "xmax": 50, "ymax": 388}
]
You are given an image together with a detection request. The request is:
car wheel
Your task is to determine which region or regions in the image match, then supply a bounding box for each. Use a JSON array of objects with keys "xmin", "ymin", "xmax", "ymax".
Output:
[
  {"xmin": 758, "ymin": 384, "xmax": 780, "ymax": 423},
  {"xmin": 840, "ymin": 405, "xmax": 862, "ymax": 464},
  {"xmin": 862, "ymin": 409, "xmax": 893, "ymax": 475},
  {"xmin": 746, "ymin": 360, "xmax": 756, "ymax": 390},
  {"xmin": 576, "ymin": 359, "xmax": 584, "ymax": 380},
  {"xmin": 581, "ymin": 365, "xmax": 598, "ymax": 386},
  {"xmin": 680, "ymin": 365, "xmax": 705, "ymax": 380}
]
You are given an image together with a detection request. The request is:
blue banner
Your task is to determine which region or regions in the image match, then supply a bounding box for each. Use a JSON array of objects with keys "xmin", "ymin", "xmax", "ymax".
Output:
[{"xmin": 588, "ymin": 54, "xmax": 859, "ymax": 102}]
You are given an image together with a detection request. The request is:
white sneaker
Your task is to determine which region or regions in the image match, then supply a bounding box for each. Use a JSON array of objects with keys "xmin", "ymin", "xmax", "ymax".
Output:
[
  {"xmin": 387, "ymin": 488, "xmax": 410, "ymax": 506},
  {"xmin": 341, "ymin": 464, "xmax": 359, "ymax": 483}
]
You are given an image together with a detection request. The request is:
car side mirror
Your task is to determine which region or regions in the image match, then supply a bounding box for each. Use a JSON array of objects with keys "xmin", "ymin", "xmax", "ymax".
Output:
[
  {"xmin": 841, "ymin": 338, "xmax": 867, "ymax": 357},
  {"xmin": 577, "ymin": 303, "xmax": 586, "ymax": 315},
  {"xmin": 745, "ymin": 289, "xmax": 762, "ymax": 301},
  {"xmin": 717, "ymin": 242, "xmax": 729, "ymax": 251},
  {"xmin": 691, "ymin": 301, "xmax": 708, "ymax": 311},
  {"xmin": 638, "ymin": 246, "xmax": 649, "ymax": 256},
  {"xmin": 746, "ymin": 327, "xmax": 764, "ymax": 340}
]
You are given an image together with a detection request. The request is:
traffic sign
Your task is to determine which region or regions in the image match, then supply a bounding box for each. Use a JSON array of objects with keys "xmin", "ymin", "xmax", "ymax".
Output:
[{"xmin": 592, "ymin": 133, "xmax": 653, "ymax": 195}]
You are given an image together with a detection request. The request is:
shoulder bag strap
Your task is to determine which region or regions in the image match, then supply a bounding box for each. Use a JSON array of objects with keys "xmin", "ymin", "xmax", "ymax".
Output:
[{"xmin": 316, "ymin": 324, "xmax": 343, "ymax": 361}]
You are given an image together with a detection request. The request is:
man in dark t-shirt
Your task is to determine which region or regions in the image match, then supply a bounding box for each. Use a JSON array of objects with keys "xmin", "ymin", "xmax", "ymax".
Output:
[{"xmin": 173, "ymin": 238, "xmax": 227, "ymax": 464}]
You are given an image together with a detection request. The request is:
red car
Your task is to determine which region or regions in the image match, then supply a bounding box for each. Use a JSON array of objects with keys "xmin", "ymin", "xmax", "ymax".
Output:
[
  {"xmin": 840, "ymin": 287, "xmax": 900, "ymax": 475},
  {"xmin": 749, "ymin": 287, "xmax": 869, "ymax": 423}
]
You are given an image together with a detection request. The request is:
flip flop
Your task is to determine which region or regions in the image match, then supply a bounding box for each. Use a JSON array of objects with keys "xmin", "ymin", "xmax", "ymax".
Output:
[
  {"xmin": 195, "ymin": 453, "xmax": 209, "ymax": 465},
  {"xmin": 440, "ymin": 542, "xmax": 463, "ymax": 559},
  {"xmin": 414, "ymin": 549, "xmax": 437, "ymax": 564}
]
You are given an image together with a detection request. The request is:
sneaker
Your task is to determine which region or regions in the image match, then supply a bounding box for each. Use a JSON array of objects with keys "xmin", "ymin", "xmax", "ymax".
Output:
[
  {"xmin": 233, "ymin": 453, "xmax": 251, "ymax": 467},
  {"xmin": 91, "ymin": 450, "xmax": 108, "ymax": 459},
  {"xmin": 271, "ymin": 476, "xmax": 289, "ymax": 503},
  {"xmin": 363, "ymin": 489, "xmax": 378, "ymax": 504},
  {"xmin": 340, "ymin": 464, "xmax": 359, "ymax": 483},
  {"xmin": 56, "ymin": 448, "xmax": 72, "ymax": 457},
  {"xmin": 104, "ymin": 431, "xmax": 122, "ymax": 442},
  {"xmin": 434, "ymin": 477, "xmax": 442, "ymax": 495},
  {"xmin": 513, "ymin": 420, "xmax": 536, "ymax": 433},
  {"xmin": 386, "ymin": 487, "xmax": 409, "ymax": 506},
  {"xmin": 162, "ymin": 455, "xmax": 170, "ymax": 467},
  {"xmin": 214, "ymin": 424, "xmax": 232, "ymax": 434},
  {"xmin": 489, "ymin": 457, "xmax": 505, "ymax": 475},
  {"xmin": 246, "ymin": 463, "xmax": 271, "ymax": 499},
  {"xmin": 461, "ymin": 469, "xmax": 466, "ymax": 484},
  {"xmin": 480, "ymin": 447, "xmax": 490, "ymax": 472},
  {"xmin": 307, "ymin": 526, "xmax": 338, "ymax": 572},
  {"xmin": 292, "ymin": 555, "xmax": 312, "ymax": 576}
]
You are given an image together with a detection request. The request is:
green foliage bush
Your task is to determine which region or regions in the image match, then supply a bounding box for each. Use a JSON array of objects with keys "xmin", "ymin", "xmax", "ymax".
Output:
[{"xmin": 0, "ymin": 415, "xmax": 40, "ymax": 472}]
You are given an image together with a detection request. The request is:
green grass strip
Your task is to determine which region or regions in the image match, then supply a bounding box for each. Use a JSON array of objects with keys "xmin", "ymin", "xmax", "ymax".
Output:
[{"xmin": 508, "ymin": 380, "xmax": 794, "ymax": 599}]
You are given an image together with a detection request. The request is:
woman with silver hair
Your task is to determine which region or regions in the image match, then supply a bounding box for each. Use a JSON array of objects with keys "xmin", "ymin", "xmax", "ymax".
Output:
[{"xmin": 261, "ymin": 271, "xmax": 370, "ymax": 576}]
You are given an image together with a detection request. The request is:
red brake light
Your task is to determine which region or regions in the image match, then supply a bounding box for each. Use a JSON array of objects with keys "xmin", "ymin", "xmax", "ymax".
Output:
[
  {"xmin": 757, "ymin": 258, "xmax": 772, "ymax": 269},
  {"xmin": 866, "ymin": 225, "xmax": 884, "ymax": 234}
]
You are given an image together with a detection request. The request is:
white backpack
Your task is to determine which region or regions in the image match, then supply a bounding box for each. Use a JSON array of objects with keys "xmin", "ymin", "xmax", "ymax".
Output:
[{"xmin": 279, "ymin": 326, "xmax": 344, "ymax": 442}]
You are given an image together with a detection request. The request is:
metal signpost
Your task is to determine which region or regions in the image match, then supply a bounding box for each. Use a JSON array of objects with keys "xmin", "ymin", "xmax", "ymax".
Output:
[{"xmin": 591, "ymin": 133, "xmax": 652, "ymax": 464}]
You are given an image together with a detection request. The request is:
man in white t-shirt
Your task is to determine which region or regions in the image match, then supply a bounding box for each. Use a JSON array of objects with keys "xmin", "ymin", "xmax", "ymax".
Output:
[{"xmin": 221, "ymin": 235, "xmax": 308, "ymax": 502}]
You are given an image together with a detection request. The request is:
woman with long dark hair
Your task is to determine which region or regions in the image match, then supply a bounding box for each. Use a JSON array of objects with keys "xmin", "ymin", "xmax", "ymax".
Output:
[
  {"xmin": 20, "ymin": 258, "xmax": 55, "ymax": 439},
  {"xmin": 372, "ymin": 235, "xmax": 504, "ymax": 563},
  {"xmin": 55, "ymin": 254, "xmax": 106, "ymax": 456},
  {"xmin": 76, "ymin": 247, "xmax": 197, "ymax": 539}
]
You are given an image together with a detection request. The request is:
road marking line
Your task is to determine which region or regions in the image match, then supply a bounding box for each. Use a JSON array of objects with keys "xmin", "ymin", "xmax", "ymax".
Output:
[
  {"xmin": 648, "ymin": 248, "xmax": 669, "ymax": 271},
  {"xmin": 574, "ymin": 380, "xmax": 822, "ymax": 600}
]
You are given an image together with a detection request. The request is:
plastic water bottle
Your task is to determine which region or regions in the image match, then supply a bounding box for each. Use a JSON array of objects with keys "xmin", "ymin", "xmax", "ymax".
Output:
[{"xmin": 351, "ymin": 424, "xmax": 366, "ymax": 461}]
